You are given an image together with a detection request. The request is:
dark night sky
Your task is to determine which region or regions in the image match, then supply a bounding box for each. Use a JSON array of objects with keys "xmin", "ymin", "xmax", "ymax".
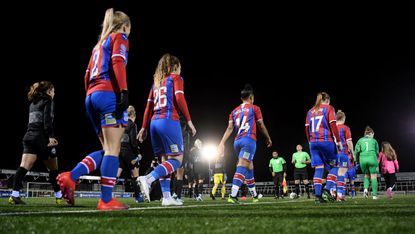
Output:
[{"xmin": 5, "ymin": 1, "xmax": 415, "ymax": 181}]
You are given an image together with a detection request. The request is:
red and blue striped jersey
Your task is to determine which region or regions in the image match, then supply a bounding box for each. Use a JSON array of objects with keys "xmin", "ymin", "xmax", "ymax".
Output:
[
  {"xmin": 85, "ymin": 33, "xmax": 129, "ymax": 96},
  {"xmin": 305, "ymin": 104, "xmax": 336, "ymax": 142},
  {"xmin": 141, "ymin": 74, "xmax": 191, "ymax": 129},
  {"xmin": 229, "ymin": 103, "xmax": 263, "ymax": 141},
  {"xmin": 337, "ymin": 124, "xmax": 352, "ymax": 155}
]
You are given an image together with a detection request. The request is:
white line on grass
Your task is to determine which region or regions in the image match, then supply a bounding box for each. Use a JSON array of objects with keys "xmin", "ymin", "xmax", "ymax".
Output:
[{"xmin": 1, "ymin": 199, "xmax": 310, "ymax": 216}]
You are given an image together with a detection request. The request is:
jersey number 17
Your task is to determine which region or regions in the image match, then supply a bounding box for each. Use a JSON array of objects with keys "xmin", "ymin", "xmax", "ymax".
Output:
[{"xmin": 310, "ymin": 115, "xmax": 323, "ymax": 133}]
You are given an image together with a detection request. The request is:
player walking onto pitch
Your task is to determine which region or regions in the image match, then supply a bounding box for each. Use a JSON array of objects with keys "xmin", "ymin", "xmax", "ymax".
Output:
[
  {"xmin": 9, "ymin": 81, "xmax": 61, "ymax": 205},
  {"xmin": 325, "ymin": 110, "xmax": 354, "ymax": 201},
  {"xmin": 305, "ymin": 92, "xmax": 342, "ymax": 203},
  {"xmin": 57, "ymin": 8, "xmax": 131, "ymax": 210},
  {"xmin": 355, "ymin": 126, "xmax": 379, "ymax": 199},
  {"xmin": 137, "ymin": 53, "xmax": 196, "ymax": 206},
  {"xmin": 218, "ymin": 84, "xmax": 272, "ymax": 204}
]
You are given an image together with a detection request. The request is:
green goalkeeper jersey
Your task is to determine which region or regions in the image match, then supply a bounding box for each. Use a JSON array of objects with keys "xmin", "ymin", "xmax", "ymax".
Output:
[{"xmin": 355, "ymin": 136, "xmax": 379, "ymax": 161}]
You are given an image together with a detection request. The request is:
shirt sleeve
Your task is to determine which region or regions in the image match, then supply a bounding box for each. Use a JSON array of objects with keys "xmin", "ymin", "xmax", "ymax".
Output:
[
  {"xmin": 84, "ymin": 55, "xmax": 93, "ymax": 92},
  {"xmin": 228, "ymin": 112, "xmax": 233, "ymax": 122},
  {"xmin": 375, "ymin": 140, "xmax": 379, "ymax": 155},
  {"xmin": 111, "ymin": 33, "xmax": 129, "ymax": 91},
  {"xmin": 328, "ymin": 106, "xmax": 336, "ymax": 123},
  {"xmin": 129, "ymin": 122, "xmax": 139, "ymax": 154},
  {"xmin": 141, "ymin": 88, "xmax": 154, "ymax": 129},
  {"xmin": 394, "ymin": 159, "xmax": 399, "ymax": 172},
  {"xmin": 43, "ymin": 99, "xmax": 54, "ymax": 138},
  {"xmin": 174, "ymin": 76, "xmax": 191, "ymax": 122},
  {"xmin": 254, "ymin": 105, "xmax": 263, "ymax": 122},
  {"xmin": 112, "ymin": 33, "xmax": 129, "ymax": 61},
  {"xmin": 346, "ymin": 127, "xmax": 352, "ymax": 141}
]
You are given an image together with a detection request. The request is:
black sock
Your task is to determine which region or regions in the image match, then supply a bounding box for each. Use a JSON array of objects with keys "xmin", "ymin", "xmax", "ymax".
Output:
[
  {"xmin": 295, "ymin": 184, "xmax": 300, "ymax": 195},
  {"xmin": 198, "ymin": 183, "xmax": 203, "ymax": 196},
  {"xmin": 276, "ymin": 185, "xmax": 280, "ymax": 197},
  {"xmin": 194, "ymin": 185, "xmax": 198, "ymax": 197},
  {"xmin": 305, "ymin": 184, "xmax": 310, "ymax": 196},
  {"xmin": 274, "ymin": 185, "xmax": 278, "ymax": 196},
  {"xmin": 176, "ymin": 180, "xmax": 183, "ymax": 199},
  {"xmin": 13, "ymin": 167, "xmax": 28, "ymax": 191},
  {"xmin": 132, "ymin": 177, "xmax": 140, "ymax": 197},
  {"xmin": 49, "ymin": 170, "xmax": 60, "ymax": 192},
  {"xmin": 189, "ymin": 186, "xmax": 193, "ymax": 198}
]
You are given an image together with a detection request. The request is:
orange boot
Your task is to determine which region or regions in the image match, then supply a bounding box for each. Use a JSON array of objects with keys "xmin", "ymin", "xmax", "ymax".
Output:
[
  {"xmin": 97, "ymin": 198, "xmax": 129, "ymax": 211},
  {"xmin": 56, "ymin": 172, "xmax": 76, "ymax": 206}
]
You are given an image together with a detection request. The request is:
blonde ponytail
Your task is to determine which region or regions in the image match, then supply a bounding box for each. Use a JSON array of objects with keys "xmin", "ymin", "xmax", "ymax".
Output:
[{"xmin": 97, "ymin": 8, "xmax": 130, "ymax": 46}]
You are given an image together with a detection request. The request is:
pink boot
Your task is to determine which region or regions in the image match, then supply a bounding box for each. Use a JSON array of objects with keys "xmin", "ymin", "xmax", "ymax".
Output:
[{"xmin": 386, "ymin": 187, "xmax": 392, "ymax": 199}]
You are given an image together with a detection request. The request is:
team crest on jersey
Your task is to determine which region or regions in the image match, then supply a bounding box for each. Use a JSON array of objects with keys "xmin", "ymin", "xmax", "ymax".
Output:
[
  {"xmin": 104, "ymin": 113, "xmax": 117, "ymax": 125},
  {"xmin": 170, "ymin": 144, "xmax": 179, "ymax": 153},
  {"xmin": 242, "ymin": 151, "xmax": 251, "ymax": 159}
]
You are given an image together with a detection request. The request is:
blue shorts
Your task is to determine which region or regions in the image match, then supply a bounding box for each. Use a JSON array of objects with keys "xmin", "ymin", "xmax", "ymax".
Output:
[
  {"xmin": 309, "ymin": 142, "xmax": 338, "ymax": 168},
  {"xmin": 346, "ymin": 167, "xmax": 356, "ymax": 181},
  {"xmin": 233, "ymin": 137, "xmax": 256, "ymax": 162},
  {"xmin": 85, "ymin": 91, "xmax": 128, "ymax": 135},
  {"xmin": 150, "ymin": 119, "xmax": 183, "ymax": 156},
  {"xmin": 337, "ymin": 153, "xmax": 349, "ymax": 168}
]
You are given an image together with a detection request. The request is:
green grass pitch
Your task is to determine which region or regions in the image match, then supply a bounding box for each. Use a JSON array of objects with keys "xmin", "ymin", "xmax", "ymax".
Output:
[{"xmin": 1, "ymin": 195, "xmax": 415, "ymax": 233}]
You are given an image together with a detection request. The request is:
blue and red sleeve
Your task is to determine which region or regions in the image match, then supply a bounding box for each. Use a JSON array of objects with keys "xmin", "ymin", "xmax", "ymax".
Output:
[
  {"xmin": 254, "ymin": 105, "xmax": 263, "ymax": 122},
  {"xmin": 173, "ymin": 76, "xmax": 191, "ymax": 122},
  {"xmin": 141, "ymin": 88, "xmax": 154, "ymax": 129},
  {"xmin": 111, "ymin": 33, "xmax": 129, "ymax": 92},
  {"xmin": 84, "ymin": 55, "xmax": 93, "ymax": 92}
]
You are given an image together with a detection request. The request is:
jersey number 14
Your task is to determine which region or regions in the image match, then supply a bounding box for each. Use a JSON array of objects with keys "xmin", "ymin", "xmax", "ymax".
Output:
[{"xmin": 236, "ymin": 116, "xmax": 250, "ymax": 134}]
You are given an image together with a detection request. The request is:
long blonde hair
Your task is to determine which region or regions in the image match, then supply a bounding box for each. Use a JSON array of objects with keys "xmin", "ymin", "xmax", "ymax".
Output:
[
  {"xmin": 97, "ymin": 8, "xmax": 130, "ymax": 46},
  {"xmin": 153, "ymin": 53, "xmax": 181, "ymax": 88},
  {"xmin": 127, "ymin": 105, "xmax": 136, "ymax": 118},
  {"xmin": 314, "ymin": 92, "xmax": 330, "ymax": 111},
  {"xmin": 382, "ymin": 141, "xmax": 397, "ymax": 161},
  {"xmin": 27, "ymin": 81, "xmax": 54, "ymax": 102}
]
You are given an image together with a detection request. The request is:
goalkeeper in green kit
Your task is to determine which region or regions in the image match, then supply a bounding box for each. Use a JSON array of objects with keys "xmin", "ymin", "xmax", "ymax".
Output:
[{"xmin": 355, "ymin": 126, "xmax": 379, "ymax": 199}]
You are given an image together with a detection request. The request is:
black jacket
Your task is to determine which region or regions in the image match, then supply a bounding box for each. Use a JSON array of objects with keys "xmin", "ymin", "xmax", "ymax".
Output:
[
  {"xmin": 120, "ymin": 119, "xmax": 139, "ymax": 155},
  {"xmin": 26, "ymin": 95, "xmax": 54, "ymax": 138}
]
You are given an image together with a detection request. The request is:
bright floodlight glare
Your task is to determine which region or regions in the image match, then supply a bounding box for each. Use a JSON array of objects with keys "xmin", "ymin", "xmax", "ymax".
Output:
[{"xmin": 201, "ymin": 144, "xmax": 217, "ymax": 161}]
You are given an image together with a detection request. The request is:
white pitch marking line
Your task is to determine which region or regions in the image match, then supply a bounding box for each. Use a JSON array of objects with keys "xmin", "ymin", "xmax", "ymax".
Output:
[{"xmin": 1, "ymin": 199, "xmax": 309, "ymax": 216}]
